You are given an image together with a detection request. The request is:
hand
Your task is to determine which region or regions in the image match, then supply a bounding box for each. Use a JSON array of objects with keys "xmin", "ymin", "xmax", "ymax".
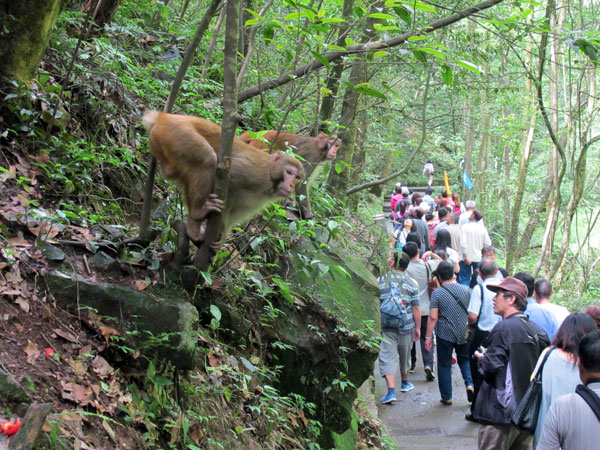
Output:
[
  {"xmin": 425, "ymin": 338, "xmax": 432, "ymax": 352},
  {"xmin": 414, "ymin": 327, "xmax": 421, "ymax": 341},
  {"xmin": 473, "ymin": 350, "xmax": 484, "ymax": 359}
]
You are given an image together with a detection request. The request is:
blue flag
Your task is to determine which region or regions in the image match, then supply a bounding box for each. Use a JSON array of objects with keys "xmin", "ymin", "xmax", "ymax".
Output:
[{"xmin": 463, "ymin": 170, "xmax": 474, "ymax": 190}]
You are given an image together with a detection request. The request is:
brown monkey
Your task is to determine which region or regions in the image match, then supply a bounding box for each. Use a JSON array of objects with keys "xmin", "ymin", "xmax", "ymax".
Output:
[
  {"xmin": 239, "ymin": 131, "xmax": 340, "ymax": 219},
  {"xmin": 142, "ymin": 111, "xmax": 304, "ymax": 245}
]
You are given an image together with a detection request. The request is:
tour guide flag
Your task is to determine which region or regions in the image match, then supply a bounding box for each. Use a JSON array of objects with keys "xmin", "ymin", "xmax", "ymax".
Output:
[
  {"xmin": 463, "ymin": 170, "xmax": 474, "ymax": 190},
  {"xmin": 444, "ymin": 171, "xmax": 452, "ymax": 195}
]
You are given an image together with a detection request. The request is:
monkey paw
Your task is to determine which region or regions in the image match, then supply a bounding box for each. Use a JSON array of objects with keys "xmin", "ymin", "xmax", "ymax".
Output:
[{"xmin": 205, "ymin": 193, "xmax": 224, "ymax": 213}]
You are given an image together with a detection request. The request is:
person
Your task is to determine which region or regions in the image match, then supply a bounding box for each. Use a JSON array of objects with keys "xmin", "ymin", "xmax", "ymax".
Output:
[
  {"xmin": 433, "ymin": 207, "xmax": 449, "ymax": 240},
  {"xmin": 425, "ymin": 212, "xmax": 438, "ymax": 247},
  {"xmin": 411, "ymin": 206, "xmax": 431, "ymax": 254},
  {"xmin": 393, "ymin": 198, "xmax": 410, "ymax": 230},
  {"xmin": 392, "ymin": 218, "xmax": 414, "ymax": 251},
  {"xmin": 441, "ymin": 188, "xmax": 454, "ymax": 209},
  {"xmin": 537, "ymin": 330, "xmax": 600, "ymax": 450},
  {"xmin": 458, "ymin": 210, "xmax": 491, "ymax": 287},
  {"xmin": 585, "ymin": 306, "xmax": 600, "ymax": 328},
  {"xmin": 451, "ymin": 193, "xmax": 466, "ymax": 215},
  {"xmin": 464, "ymin": 258, "xmax": 502, "ymax": 421},
  {"xmin": 533, "ymin": 314, "xmax": 597, "ymax": 444},
  {"xmin": 472, "ymin": 277, "xmax": 550, "ymax": 450},
  {"xmin": 425, "ymin": 261, "xmax": 474, "ymax": 406},
  {"xmin": 514, "ymin": 272, "xmax": 535, "ymax": 305},
  {"xmin": 404, "ymin": 242, "xmax": 435, "ymax": 381},
  {"xmin": 446, "ymin": 213, "xmax": 463, "ymax": 256},
  {"xmin": 431, "ymin": 229, "xmax": 459, "ymax": 273},
  {"xmin": 525, "ymin": 279, "xmax": 570, "ymax": 340},
  {"xmin": 469, "ymin": 246, "xmax": 508, "ymax": 288},
  {"xmin": 378, "ymin": 252, "xmax": 421, "ymax": 404},
  {"xmin": 459, "ymin": 200, "xmax": 477, "ymax": 226},
  {"xmin": 390, "ymin": 183, "xmax": 403, "ymax": 212},
  {"xmin": 423, "ymin": 160, "xmax": 434, "ymax": 187},
  {"xmin": 422, "ymin": 187, "xmax": 436, "ymax": 213}
]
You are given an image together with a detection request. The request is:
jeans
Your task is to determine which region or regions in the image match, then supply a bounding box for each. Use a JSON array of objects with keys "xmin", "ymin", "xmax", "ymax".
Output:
[
  {"xmin": 410, "ymin": 316, "xmax": 435, "ymax": 369},
  {"xmin": 458, "ymin": 260, "xmax": 480, "ymax": 286},
  {"xmin": 436, "ymin": 338, "xmax": 473, "ymax": 401}
]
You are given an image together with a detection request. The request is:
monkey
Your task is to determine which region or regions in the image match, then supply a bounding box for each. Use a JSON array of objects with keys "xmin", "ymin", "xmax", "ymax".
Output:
[
  {"xmin": 239, "ymin": 131, "xmax": 340, "ymax": 219},
  {"xmin": 142, "ymin": 111, "xmax": 305, "ymax": 247}
]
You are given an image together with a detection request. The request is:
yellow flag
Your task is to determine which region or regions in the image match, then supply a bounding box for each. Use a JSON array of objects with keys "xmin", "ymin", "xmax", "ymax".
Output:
[{"xmin": 444, "ymin": 171, "xmax": 452, "ymax": 195}]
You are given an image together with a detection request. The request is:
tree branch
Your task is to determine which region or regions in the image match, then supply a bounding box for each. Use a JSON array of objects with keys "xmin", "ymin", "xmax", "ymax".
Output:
[{"xmin": 237, "ymin": 0, "xmax": 505, "ymax": 103}]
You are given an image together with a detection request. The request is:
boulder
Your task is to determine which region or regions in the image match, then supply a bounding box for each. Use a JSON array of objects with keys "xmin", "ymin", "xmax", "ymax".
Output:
[{"xmin": 45, "ymin": 271, "xmax": 198, "ymax": 370}]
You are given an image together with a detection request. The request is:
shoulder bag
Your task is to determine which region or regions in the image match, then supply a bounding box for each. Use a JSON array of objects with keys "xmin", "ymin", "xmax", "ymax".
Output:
[{"xmin": 511, "ymin": 346, "xmax": 555, "ymax": 434}]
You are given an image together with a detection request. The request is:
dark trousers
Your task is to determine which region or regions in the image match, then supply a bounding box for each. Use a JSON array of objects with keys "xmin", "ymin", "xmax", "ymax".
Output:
[
  {"xmin": 469, "ymin": 328, "xmax": 490, "ymax": 411},
  {"xmin": 411, "ymin": 317, "xmax": 433, "ymax": 368}
]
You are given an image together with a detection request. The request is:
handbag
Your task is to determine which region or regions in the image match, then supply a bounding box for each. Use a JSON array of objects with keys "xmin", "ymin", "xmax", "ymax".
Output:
[{"xmin": 511, "ymin": 346, "xmax": 554, "ymax": 434}]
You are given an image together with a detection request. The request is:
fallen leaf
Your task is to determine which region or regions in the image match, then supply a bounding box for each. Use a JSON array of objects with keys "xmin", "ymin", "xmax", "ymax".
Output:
[
  {"xmin": 23, "ymin": 340, "xmax": 41, "ymax": 364},
  {"xmin": 207, "ymin": 352, "xmax": 221, "ymax": 368},
  {"xmin": 53, "ymin": 328, "xmax": 79, "ymax": 343},
  {"xmin": 9, "ymin": 237, "xmax": 30, "ymax": 247},
  {"xmin": 134, "ymin": 280, "xmax": 150, "ymax": 291},
  {"xmin": 61, "ymin": 382, "xmax": 93, "ymax": 405},
  {"xmin": 15, "ymin": 297, "xmax": 29, "ymax": 312},
  {"xmin": 99, "ymin": 325, "xmax": 119, "ymax": 345},
  {"xmin": 0, "ymin": 288, "xmax": 22, "ymax": 296},
  {"xmin": 92, "ymin": 356, "xmax": 114, "ymax": 379}
]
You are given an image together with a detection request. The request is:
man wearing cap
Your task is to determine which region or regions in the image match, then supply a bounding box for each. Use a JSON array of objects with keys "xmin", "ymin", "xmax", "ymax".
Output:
[{"xmin": 473, "ymin": 277, "xmax": 550, "ymax": 450}]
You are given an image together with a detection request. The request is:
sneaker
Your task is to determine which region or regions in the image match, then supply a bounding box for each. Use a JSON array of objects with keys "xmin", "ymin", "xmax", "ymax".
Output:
[
  {"xmin": 424, "ymin": 366, "xmax": 435, "ymax": 381},
  {"xmin": 381, "ymin": 392, "xmax": 397, "ymax": 404},
  {"xmin": 400, "ymin": 381, "xmax": 414, "ymax": 392},
  {"xmin": 409, "ymin": 361, "xmax": 416, "ymax": 373},
  {"xmin": 466, "ymin": 385, "xmax": 475, "ymax": 403},
  {"xmin": 440, "ymin": 398, "xmax": 453, "ymax": 406}
]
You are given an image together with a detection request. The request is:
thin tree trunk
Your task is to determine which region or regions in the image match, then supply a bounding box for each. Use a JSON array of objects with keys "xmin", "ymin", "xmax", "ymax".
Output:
[
  {"xmin": 201, "ymin": 4, "xmax": 226, "ymax": 79},
  {"xmin": 193, "ymin": 0, "xmax": 241, "ymax": 272},
  {"xmin": 139, "ymin": 0, "xmax": 221, "ymax": 240}
]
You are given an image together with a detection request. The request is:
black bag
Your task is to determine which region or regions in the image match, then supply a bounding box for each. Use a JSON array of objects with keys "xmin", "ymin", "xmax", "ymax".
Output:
[{"xmin": 511, "ymin": 347, "xmax": 554, "ymax": 434}]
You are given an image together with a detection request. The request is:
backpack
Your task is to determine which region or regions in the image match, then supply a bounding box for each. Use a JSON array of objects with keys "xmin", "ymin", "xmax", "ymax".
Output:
[
  {"xmin": 424, "ymin": 163, "xmax": 434, "ymax": 174},
  {"xmin": 379, "ymin": 273, "xmax": 411, "ymax": 329}
]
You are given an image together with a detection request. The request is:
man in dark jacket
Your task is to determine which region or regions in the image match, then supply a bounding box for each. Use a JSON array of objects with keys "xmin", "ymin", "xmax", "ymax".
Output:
[{"xmin": 472, "ymin": 277, "xmax": 550, "ymax": 450}]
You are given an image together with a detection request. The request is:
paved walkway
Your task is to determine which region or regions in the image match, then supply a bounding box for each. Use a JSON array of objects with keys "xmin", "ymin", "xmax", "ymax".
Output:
[{"xmin": 374, "ymin": 347, "xmax": 479, "ymax": 449}]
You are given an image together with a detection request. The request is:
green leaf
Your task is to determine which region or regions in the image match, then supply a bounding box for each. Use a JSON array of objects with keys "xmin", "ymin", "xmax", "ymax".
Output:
[
  {"xmin": 312, "ymin": 51, "xmax": 331, "ymax": 68},
  {"xmin": 454, "ymin": 59, "xmax": 480, "ymax": 73},
  {"xmin": 245, "ymin": 19, "xmax": 261, "ymax": 26},
  {"xmin": 354, "ymin": 84, "xmax": 386, "ymax": 98},
  {"xmin": 408, "ymin": 35, "xmax": 426, "ymax": 41},
  {"xmin": 373, "ymin": 50, "xmax": 389, "ymax": 58},
  {"xmin": 327, "ymin": 44, "xmax": 347, "ymax": 51},
  {"xmin": 416, "ymin": 47, "xmax": 445, "ymax": 59},
  {"xmin": 320, "ymin": 18, "xmax": 346, "ymax": 23},
  {"xmin": 414, "ymin": 1, "xmax": 436, "ymax": 13},
  {"xmin": 412, "ymin": 49, "xmax": 428, "ymax": 66},
  {"xmin": 263, "ymin": 23, "xmax": 275, "ymax": 43},
  {"xmin": 366, "ymin": 13, "xmax": 396, "ymax": 20},
  {"xmin": 210, "ymin": 304, "xmax": 222, "ymax": 321},
  {"xmin": 394, "ymin": 6, "xmax": 412, "ymax": 25},
  {"xmin": 441, "ymin": 64, "xmax": 452, "ymax": 85}
]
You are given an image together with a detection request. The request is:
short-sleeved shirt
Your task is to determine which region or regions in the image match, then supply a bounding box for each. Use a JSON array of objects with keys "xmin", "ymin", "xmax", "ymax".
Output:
[
  {"xmin": 468, "ymin": 276, "xmax": 502, "ymax": 332},
  {"xmin": 378, "ymin": 270, "xmax": 420, "ymax": 334},
  {"xmin": 525, "ymin": 302, "xmax": 570, "ymax": 340},
  {"xmin": 429, "ymin": 282, "xmax": 471, "ymax": 344},
  {"xmin": 406, "ymin": 259, "xmax": 431, "ymax": 315}
]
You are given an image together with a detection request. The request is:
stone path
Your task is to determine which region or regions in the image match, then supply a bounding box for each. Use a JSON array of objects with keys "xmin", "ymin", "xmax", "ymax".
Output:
[{"xmin": 374, "ymin": 351, "xmax": 479, "ymax": 449}]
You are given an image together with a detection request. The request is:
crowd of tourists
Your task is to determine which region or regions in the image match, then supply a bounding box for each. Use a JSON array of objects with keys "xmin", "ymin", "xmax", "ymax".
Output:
[{"xmin": 378, "ymin": 183, "xmax": 600, "ymax": 450}]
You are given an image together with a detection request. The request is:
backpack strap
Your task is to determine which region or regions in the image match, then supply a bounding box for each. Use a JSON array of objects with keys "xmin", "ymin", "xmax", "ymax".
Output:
[
  {"xmin": 472, "ymin": 283, "xmax": 485, "ymax": 329},
  {"xmin": 576, "ymin": 384, "xmax": 600, "ymax": 421}
]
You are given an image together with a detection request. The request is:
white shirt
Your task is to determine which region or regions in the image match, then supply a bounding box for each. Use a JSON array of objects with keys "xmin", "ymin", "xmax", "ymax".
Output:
[
  {"xmin": 468, "ymin": 276, "xmax": 502, "ymax": 331},
  {"xmin": 460, "ymin": 221, "xmax": 492, "ymax": 262}
]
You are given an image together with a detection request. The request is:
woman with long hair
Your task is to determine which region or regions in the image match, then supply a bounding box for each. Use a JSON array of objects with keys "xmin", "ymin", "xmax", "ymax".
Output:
[
  {"xmin": 423, "ymin": 229, "xmax": 459, "ymax": 273},
  {"xmin": 451, "ymin": 193, "xmax": 466, "ymax": 215},
  {"xmin": 393, "ymin": 218, "xmax": 414, "ymax": 251},
  {"xmin": 534, "ymin": 313, "xmax": 598, "ymax": 445}
]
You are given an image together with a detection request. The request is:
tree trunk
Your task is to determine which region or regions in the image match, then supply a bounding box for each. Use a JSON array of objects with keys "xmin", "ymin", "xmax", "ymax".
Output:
[
  {"xmin": 193, "ymin": 0, "xmax": 241, "ymax": 272},
  {"xmin": 82, "ymin": 0, "xmax": 121, "ymax": 32},
  {"xmin": 0, "ymin": 0, "xmax": 64, "ymax": 79}
]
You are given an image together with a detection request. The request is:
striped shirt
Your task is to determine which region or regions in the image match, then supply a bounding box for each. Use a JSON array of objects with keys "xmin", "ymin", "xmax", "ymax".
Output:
[{"xmin": 430, "ymin": 283, "xmax": 471, "ymax": 344}]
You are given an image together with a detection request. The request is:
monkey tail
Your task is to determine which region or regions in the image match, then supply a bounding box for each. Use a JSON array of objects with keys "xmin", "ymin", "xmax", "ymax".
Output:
[{"xmin": 142, "ymin": 110, "xmax": 161, "ymax": 131}]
